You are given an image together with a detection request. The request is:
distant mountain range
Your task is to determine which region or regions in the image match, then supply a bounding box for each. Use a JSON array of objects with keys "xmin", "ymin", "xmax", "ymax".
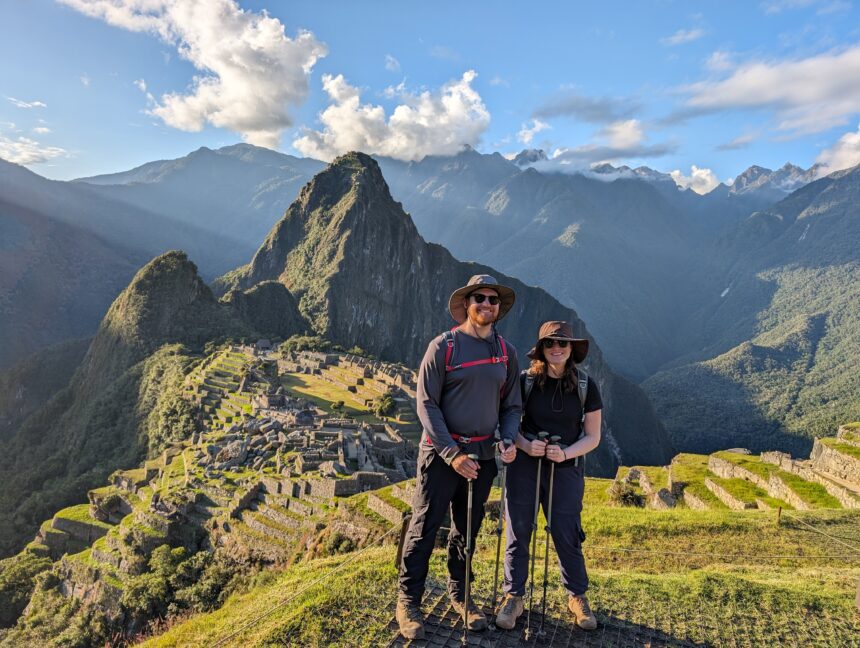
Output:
[
  {"xmin": 0, "ymin": 154, "xmax": 673, "ymax": 556},
  {"xmin": 1, "ymin": 142, "xmax": 852, "ymax": 462}
]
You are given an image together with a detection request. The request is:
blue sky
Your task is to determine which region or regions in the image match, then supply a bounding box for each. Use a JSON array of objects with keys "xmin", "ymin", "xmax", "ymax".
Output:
[{"xmin": 2, "ymin": 0, "xmax": 860, "ymax": 191}]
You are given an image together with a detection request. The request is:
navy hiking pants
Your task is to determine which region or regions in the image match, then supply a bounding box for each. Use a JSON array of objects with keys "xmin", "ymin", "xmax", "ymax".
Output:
[
  {"xmin": 503, "ymin": 452, "xmax": 588, "ymax": 597},
  {"xmin": 398, "ymin": 446, "xmax": 497, "ymax": 604}
]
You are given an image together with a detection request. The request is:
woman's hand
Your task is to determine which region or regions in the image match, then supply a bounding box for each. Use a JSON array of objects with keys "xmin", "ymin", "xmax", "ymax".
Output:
[
  {"xmin": 525, "ymin": 438, "xmax": 547, "ymax": 458},
  {"xmin": 545, "ymin": 444, "xmax": 566, "ymax": 463}
]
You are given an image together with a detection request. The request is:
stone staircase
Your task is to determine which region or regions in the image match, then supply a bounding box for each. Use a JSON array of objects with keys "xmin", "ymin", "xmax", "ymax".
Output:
[{"xmin": 185, "ymin": 348, "xmax": 253, "ymax": 430}]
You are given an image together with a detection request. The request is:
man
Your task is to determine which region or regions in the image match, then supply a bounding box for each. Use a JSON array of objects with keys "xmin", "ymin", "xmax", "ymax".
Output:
[{"xmin": 397, "ymin": 274, "xmax": 521, "ymax": 640}]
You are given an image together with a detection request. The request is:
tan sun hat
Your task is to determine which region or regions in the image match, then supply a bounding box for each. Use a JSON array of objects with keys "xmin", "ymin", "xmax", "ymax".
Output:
[
  {"xmin": 526, "ymin": 320, "xmax": 589, "ymax": 363},
  {"xmin": 448, "ymin": 274, "xmax": 516, "ymax": 324}
]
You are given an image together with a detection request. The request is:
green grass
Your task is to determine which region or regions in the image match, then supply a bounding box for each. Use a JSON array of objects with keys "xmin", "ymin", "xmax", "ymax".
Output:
[
  {"xmin": 140, "ymin": 503, "xmax": 860, "ymax": 648},
  {"xmin": 778, "ymin": 472, "xmax": 843, "ymax": 509},
  {"xmin": 634, "ymin": 465, "xmax": 669, "ymax": 491},
  {"xmin": 373, "ymin": 486, "xmax": 411, "ymax": 513},
  {"xmin": 54, "ymin": 504, "xmax": 111, "ymax": 529},
  {"xmin": 708, "ymin": 477, "xmax": 768, "ymax": 508},
  {"xmin": 820, "ymin": 437, "xmax": 860, "ymax": 460},
  {"xmin": 682, "ymin": 482, "xmax": 729, "ymax": 510},
  {"xmin": 669, "ymin": 453, "xmax": 710, "ymax": 484}
]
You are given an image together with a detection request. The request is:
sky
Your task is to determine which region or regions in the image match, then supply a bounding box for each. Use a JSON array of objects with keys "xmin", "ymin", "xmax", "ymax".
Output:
[{"xmin": 3, "ymin": 0, "xmax": 860, "ymax": 192}]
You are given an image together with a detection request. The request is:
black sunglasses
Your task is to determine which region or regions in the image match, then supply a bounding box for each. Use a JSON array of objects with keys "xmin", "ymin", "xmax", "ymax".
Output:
[
  {"xmin": 469, "ymin": 293, "xmax": 501, "ymax": 305},
  {"xmin": 542, "ymin": 339, "xmax": 569, "ymax": 349}
]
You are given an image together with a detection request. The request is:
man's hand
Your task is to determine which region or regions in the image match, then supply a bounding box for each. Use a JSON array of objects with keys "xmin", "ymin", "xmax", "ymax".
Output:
[
  {"xmin": 546, "ymin": 444, "xmax": 566, "ymax": 463},
  {"xmin": 525, "ymin": 438, "xmax": 547, "ymax": 458},
  {"xmin": 499, "ymin": 441, "xmax": 517, "ymax": 464},
  {"xmin": 451, "ymin": 454, "xmax": 479, "ymax": 480}
]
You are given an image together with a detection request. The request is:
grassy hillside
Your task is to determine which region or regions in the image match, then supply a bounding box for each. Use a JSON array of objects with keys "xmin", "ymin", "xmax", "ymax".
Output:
[{"xmin": 141, "ymin": 479, "xmax": 860, "ymax": 647}]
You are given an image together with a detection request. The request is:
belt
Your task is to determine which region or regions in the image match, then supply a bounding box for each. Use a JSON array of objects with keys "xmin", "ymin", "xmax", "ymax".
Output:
[{"xmin": 424, "ymin": 433, "xmax": 493, "ymax": 446}]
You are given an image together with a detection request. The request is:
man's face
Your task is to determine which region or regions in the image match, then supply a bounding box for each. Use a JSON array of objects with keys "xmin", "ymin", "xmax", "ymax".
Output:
[{"xmin": 464, "ymin": 288, "xmax": 500, "ymax": 327}]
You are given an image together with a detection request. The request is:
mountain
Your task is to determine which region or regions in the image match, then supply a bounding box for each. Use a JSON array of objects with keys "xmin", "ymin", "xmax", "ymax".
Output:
[
  {"xmin": 513, "ymin": 148, "xmax": 548, "ymax": 167},
  {"xmin": 728, "ymin": 162, "xmax": 820, "ymax": 207},
  {"xmin": 644, "ymin": 164, "xmax": 860, "ymax": 453},
  {"xmin": 217, "ymin": 151, "xmax": 674, "ymax": 476},
  {"xmin": 75, "ymin": 143, "xmax": 325, "ymax": 261},
  {"xmin": 0, "ymin": 251, "xmax": 306, "ymax": 556},
  {"xmin": 0, "ymin": 196, "xmax": 141, "ymax": 369},
  {"xmin": 0, "ymin": 158, "xmax": 255, "ymax": 368}
]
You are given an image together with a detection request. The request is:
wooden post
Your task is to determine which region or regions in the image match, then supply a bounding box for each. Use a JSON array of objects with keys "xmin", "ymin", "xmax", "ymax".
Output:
[
  {"xmin": 776, "ymin": 506, "xmax": 782, "ymax": 527},
  {"xmin": 856, "ymin": 577, "xmax": 859, "ymax": 613}
]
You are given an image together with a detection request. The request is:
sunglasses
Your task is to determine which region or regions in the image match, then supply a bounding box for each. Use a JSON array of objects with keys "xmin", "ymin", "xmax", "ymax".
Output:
[
  {"xmin": 542, "ymin": 339, "xmax": 569, "ymax": 349},
  {"xmin": 469, "ymin": 293, "xmax": 501, "ymax": 305}
]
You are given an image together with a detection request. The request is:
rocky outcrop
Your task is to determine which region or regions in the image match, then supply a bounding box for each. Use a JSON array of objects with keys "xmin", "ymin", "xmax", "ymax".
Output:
[{"xmin": 215, "ymin": 152, "xmax": 674, "ymax": 476}]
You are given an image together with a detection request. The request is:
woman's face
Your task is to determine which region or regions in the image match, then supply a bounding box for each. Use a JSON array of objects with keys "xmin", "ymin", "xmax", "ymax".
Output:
[{"xmin": 542, "ymin": 338, "xmax": 572, "ymax": 367}]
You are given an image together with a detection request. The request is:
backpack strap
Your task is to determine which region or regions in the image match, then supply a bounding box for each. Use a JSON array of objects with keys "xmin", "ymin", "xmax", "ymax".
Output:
[
  {"xmin": 574, "ymin": 367, "xmax": 589, "ymax": 468},
  {"xmin": 520, "ymin": 370, "xmax": 535, "ymax": 405},
  {"xmin": 444, "ymin": 329, "xmax": 509, "ymax": 373},
  {"xmin": 576, "ymin": 367, "xmax": 588, "ymax": 425}
]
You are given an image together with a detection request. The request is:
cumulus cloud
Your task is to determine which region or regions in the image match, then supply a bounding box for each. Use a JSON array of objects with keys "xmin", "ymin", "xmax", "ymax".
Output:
[
  {"xmin": 32, "ymin": 126, "xmax": 52, "ymax": 134},
  {"xmin": 681, "ymin": 43, "xmax": 860, "ymax": 135},
  {"xmin": 80, "ymin": 74, "xmax": 91, "ymax": 87},
  {"xmin": 815, "ymin": 123, "xmax": 860, "ymax": 174},
  {"xmin": 660, "ymin": 28, "xmax": 705, "ymax": 46},
  {"xmin": 599, "ymin": 119, "xmax": 644, "ymax": 148},
  {"xmin": 292, "ymin": 70, "xmax": 490, "ymax": 162},
  {"xmin": 7, "ymin": 97, "xmax": 47, "ymax": 109},
  {"xmin": 60, "ymin": 0, "xmax": 327, "ymax": 148},
  {"xmin": 385, "ymin": 54, "xmax": 400, "ymax": 71},
  {"xmin": 0, "ymin": 135, "xmax": 67, "ymax": 165},
  {"xmin": 517, "ymin": 119, "xmax": 550, "ymax": 145},
  {"xmin": 669, "ymin": 165, "xmax": 720, "ymax": 194},
  {"xmin": 533, "ymin": 90, "xmax": 640, "ymax": 123}
]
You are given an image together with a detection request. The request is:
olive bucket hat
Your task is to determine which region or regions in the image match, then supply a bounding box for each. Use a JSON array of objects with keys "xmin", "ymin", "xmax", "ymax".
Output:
[
  {"xmin": 448, "ymin": 274, "xmax": 516, "ymax": 324},
  {"xmin": 527, "ymin": 320, "xmax": 589, "ymax": 364}
]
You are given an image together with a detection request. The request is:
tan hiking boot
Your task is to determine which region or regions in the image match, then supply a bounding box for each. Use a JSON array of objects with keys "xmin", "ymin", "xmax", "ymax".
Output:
[
  {"xmin": 568, "ymin": 593, "xmax": 597, "ymax": 630},
  {"xmin": 396, "ymin": 600, "xmax": 425, "ymax": 640},
  {"xmin": 450, "ymin": 597, "xmax": 488, "ymax": 631},
  {"xmin": 494, "ymin": 594, "xmax": 524, "ymax": 630}
]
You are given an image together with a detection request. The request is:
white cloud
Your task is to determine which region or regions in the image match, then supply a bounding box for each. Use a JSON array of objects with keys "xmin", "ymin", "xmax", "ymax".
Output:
[
  {"xmin": 80, "ymin": 74, "xmax": 91, "ymax": 87},
  {"xmin": 669, "ymin": 165, "xmax": 720, "ymax": 194},
  {"xmin": 762, "ymin": 0, "xmax": 849, "ymax": 14},
  {"xmin": 0, "ymin": 135, "xmax": 67, "ymax": 165},
  {"xmin": 530, "ymin": 119, "xmax": 674, "ymax": 172},
  {"xmin": 717, "ymin": 132, "xmax": 758, "ymax": 150},
  {"xmin": 517, "ymin": 119, "xmax": 550, "ymax": 145},
  {"xmin": 489, "ymin": 76, "xmax": 509, "ymax": 87},
  {"xmin": 706, "ymin": 50, "xmax": 734, "ymax": 72},
  {"xmin": 293, "ymin": 70, "xmax": 490, "ymax": 162},
  {"xmin": 60, "ymin": 0, "xmax": 327, "ymax": 149},
  {"xmin": 600, "ymin": 119, "xmax": 644, "ymax": 148},
  {"xmin": 815, "ymin": 122, "xmax": 860, "ymax": 174},
  {"xmin": 7, "ymin": 97, "xmax": 47, "ymax": 109},
  {"xmin": 134, "ymin": 78, "xmax": 147, "ymax": 93},
  {"xmin": 660, "ymin": 28, "xmax": 705, "ymax": 46},
  {"xmin": 385, "ymin": 54, "xmax": 400, "ymax": 72},
  {"xmin": 683, "ymin": 43, "xmax": 860, "ymax": 135},
  {"xmin": 32, "ymin": 126, "xmax": 52, "ymax": 134}
]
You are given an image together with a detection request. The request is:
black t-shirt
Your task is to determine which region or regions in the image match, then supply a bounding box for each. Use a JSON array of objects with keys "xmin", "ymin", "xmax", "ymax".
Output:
[{"xmin": 521, "ymin": 374, "xmax": 602, "ymax": 465}]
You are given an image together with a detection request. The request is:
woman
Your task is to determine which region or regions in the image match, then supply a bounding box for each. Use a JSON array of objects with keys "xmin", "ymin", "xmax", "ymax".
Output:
[{"xmin": 494, "ymin": 320, "xmax": 602, "ymax": 631}]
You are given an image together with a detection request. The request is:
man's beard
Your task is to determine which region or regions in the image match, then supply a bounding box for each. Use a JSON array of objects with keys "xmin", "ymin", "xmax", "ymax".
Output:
[{"xmin": 469, "ymin": 310, "xmax": 497, "ymax": 327}]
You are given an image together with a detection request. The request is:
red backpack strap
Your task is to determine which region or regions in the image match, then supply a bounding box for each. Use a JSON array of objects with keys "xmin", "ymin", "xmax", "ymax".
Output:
[
  {"xmin": 497, "ymin": 334, "xmax": 508, "ymax": 369},
  {"xmin": 443, "ymin": 328, "xmax": 457, "ymax": 372}
]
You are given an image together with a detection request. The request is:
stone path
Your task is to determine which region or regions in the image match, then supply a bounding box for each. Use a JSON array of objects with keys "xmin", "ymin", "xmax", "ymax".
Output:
[{"xmin": 382, "ymin": 583, "xmax": 860, "ymax": 648}]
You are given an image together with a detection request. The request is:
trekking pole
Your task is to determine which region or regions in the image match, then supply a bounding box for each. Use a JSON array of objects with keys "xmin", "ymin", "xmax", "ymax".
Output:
[
  {"xmin": 538, "ymin": 435, "xmax": 563, "ymax": 638},
  {"xmin": 490, "ymin": 439, "xmax": 513, "ymax": 630},
  {"xmin": 462, "ymin": 453, "xmax": 480, "ymax": 647},
  {"xmin": 525, "ymin": 431, "xmax": 549, "ymax": 641}
]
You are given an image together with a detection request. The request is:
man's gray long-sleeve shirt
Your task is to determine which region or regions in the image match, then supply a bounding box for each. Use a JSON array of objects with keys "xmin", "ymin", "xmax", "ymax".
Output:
[{"xmin": 416, "ymin": 329, "xmax": 522, "ymax": 464}]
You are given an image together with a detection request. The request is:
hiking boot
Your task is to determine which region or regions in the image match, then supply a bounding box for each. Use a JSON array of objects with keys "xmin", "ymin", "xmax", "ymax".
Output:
[
  {"xmin": 494, "ymin": 594, "xmax": 524, "ymax": 630},
  {"xmin": 450, "ymin": 596, "xmax": 488, "ymax": 631},
  {"xmin": 396, "ymin": 600, "xmax": 425, "ymax": 640},
  {"xmin": 568, "ymin": 593, "xmax": 597, "ymax": 630}
]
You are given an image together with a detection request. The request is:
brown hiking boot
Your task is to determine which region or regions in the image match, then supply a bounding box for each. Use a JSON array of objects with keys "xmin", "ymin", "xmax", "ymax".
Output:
[
  {"xmin": 450, "ymin": 597, "xmax": 488, "ymax": 631},
  {"xmin": 494, "ymin": 594, "xmax": 524, "ymax": 630},
  {"xmin": 396, "ymin": 600, "xmax": 425, "ymax": 640},
  {"xmin": 568, "ymin": 593, "xmax": 597, "ymax": 630}
]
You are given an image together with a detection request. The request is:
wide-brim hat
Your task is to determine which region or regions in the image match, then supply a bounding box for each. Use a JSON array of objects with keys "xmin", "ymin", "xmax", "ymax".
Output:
[
  {"xmin": 448, "ymin": 274, "xmax": 516, "ymax": 324},
  {"xmin": 527, "ymin": 320, "xmax": 589, "ymax": 363}
]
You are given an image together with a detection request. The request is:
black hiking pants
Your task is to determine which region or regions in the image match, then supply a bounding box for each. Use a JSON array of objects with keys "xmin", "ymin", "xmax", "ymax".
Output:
[
  {"xmin": 398, "ymin": 446, "xmax": 497, "ymax": 604},
  {"xmin": 503, "ymin": 453, "xmax": 588, "ymax": 597}
]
